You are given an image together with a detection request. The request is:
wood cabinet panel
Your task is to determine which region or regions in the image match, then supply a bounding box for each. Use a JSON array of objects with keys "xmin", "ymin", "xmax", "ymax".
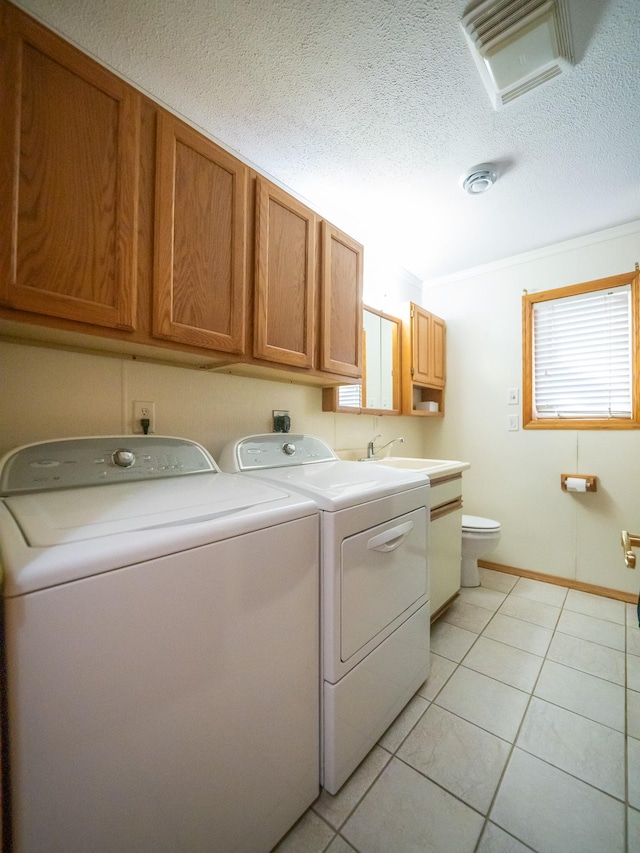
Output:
[
  {"xmin": 153, "ymin": 111, "xmax": 247, "ymax": 353},
  {"xmin": 430, "ymin": 485, "xmax": 463, "ymax": 618},
  {"xmin": 412, "ymin": 305, "xmax": 432, "ymax": 385},
  {"xmin": 320, "ymin": 222, "xmax": 363, "ymax": 377},
  {"xmin": 0, "ymin": 3, "xmax": 139, "ymax": 330},
  {"xmin": 431, "ymin": 314, "xmax": 446, "ymax": 386},
  {"xmin": 401, "ymin": 302, "xmax": 446, "ymax": 415},
  {"xmin": 254, "ymin": 177, "xmax": 315, "ymax": 367}
]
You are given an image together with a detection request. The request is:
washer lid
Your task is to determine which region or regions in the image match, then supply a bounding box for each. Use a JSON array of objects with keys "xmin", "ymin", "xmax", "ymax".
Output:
[
  {"xmin": 218, "ymin": 434, "xmax": 429, "ymax": 510},
  {"xmin": 1, "ymin": 474, "xmax": 318, "ymax": 597},
  {"xmin": 4, "ymin": 473, "xmax": 294, "ymax": 547},
  {"xmin": 462, "ymin": 514, "xmax": 501, "ymax": 531},
  {"xmin": 239, "ymin": 459, "xmax": 429, "ymax": 510}
]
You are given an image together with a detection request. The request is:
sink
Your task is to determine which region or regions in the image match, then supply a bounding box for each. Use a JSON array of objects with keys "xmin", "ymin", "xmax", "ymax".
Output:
[{"xmin": 363, "ymin": 456, "xmax": 470, "ymax": 477}]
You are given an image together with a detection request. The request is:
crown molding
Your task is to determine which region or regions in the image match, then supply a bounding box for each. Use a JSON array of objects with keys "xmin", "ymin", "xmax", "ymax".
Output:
[{"xmin": 423, "ymin": 219, "xmax": 640, "ymax": 289}]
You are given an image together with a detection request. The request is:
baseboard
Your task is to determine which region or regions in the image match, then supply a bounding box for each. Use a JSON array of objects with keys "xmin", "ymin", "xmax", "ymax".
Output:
[
  {"xmin": 478, "ymin": 560, "xmax": 638, "ymax": 605},
  {"xmin": 430, "ymin": 591, "xmax": 459, "ymax": 624}
]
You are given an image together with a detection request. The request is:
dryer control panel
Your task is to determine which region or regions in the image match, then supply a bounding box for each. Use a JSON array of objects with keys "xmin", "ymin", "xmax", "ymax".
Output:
[
  {"xmin": 0, "ymin": 436, "xmax": 217, "ymax": 494},
  {"xmin": 222, "ymin": 434, "xmax": 337, "ymax": 471}
]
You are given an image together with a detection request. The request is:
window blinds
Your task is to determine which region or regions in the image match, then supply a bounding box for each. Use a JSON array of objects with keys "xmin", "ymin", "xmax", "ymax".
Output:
[
  {"xmin": 337, "ymin": 384, "xmax": 362, "ymax": 408},
  {"xmin": 532, "ymin": 284, "xmax": 632, "ymax": 419}
]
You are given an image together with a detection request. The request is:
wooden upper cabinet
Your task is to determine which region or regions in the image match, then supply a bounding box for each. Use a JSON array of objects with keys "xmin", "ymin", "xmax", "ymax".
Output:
[
  {"xmin": 153, "ymin": 111, "xmax": 248, "ymax": 353},
  {"xmin": 319, "ymin": 222, "xmax": 363, "ymax": 378},
  {"xmin": 0, "ymin": 3, "xmax": 140, "ymax": 330},
  {"xmin": 430, "ymin": 313, "xmax": 446, "ymax": 387},
  {"xmin": 410, "ymin": 303, "xmax": 446, "ymax": 388},
  {"xmin": 0, "ymin": 4, "xmax": 367, "ymax": 385},
  {"xmin": 401, "ymin": 302, "xmax": 446, "ymax": 415},
  {"xmin": 411, "ymin": 304, "xmax": 432, "ymax": 385},
  {"xmin": 254, "ymin": 177, "xmax": 316, "ymax": 368}
]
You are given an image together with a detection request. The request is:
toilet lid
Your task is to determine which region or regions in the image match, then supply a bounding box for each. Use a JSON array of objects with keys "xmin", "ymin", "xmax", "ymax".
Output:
[{"xmin": 462, "ymin": 514, "xmax": 501, "ymax": 531}]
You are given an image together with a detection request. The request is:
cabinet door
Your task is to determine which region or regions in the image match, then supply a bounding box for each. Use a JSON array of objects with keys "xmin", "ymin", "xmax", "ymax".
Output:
[
  {"xmin": 401, "ymin": 302, "xmax": 446, "ymax": 414},
  {"xmin": 254, "ymin": 178, "xmax": 315, "ymax": 367},
  {"xmin": 430, "ymin": 313, "xmax": 446, "ymax": 387},
  {"xmin": 430, "ymin": 497, "xmax": 463, "ymax": 616},
  {"xmin": 153, "ymin": 111, "xmax": 247, "ymax": 353},
  {"xmin": 411, "ymin": 304, "xmax": 434, "ymax": 385},
  {"xmin": 319, "ymin": 222, "xmax": 363, "ymax": 378},
  {"xmin": 0, "ymin": 4, "xmax": 139, "ymax": 330}
]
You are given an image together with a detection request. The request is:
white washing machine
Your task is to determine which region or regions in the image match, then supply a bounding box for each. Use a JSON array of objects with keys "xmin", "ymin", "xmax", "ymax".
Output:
[
  {"xmin": 218, "ymin": 434, "xmax": 431, "ymax": 793},
  {"xmin": 0, "ymin": 436, "xmax": 320, "ymax": 853}
]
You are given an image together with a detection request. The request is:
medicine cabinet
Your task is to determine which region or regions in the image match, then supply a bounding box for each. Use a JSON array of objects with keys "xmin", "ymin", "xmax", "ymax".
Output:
[{"xmin": 322, "ymin": 306, "xmax": 401, "ymax": 415}]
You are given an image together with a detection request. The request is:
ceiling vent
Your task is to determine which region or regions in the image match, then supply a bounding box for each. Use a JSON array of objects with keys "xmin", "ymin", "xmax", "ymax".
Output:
[
  {"xmin": 461, "ymin": 163, "xmax": 497, "ymax": 194},
  {"xmin": 461, "ymin": 0, "xmax": 573, "ymax": 110}
]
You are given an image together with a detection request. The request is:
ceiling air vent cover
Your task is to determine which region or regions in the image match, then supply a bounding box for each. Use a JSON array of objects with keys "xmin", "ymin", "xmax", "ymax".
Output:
[{"xmin": 461, "ymin": 0, "xmax": 573, "ymax": 110}]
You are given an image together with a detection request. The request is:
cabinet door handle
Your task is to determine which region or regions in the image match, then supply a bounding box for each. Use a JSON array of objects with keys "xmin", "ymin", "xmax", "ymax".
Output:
[
  {"xmin": 368, "ymin": 521, "xmax": 414, "ymax": 553},
  {"xmin": 431, "ymin": 497, "xmax": 463, "ymax": 521}
]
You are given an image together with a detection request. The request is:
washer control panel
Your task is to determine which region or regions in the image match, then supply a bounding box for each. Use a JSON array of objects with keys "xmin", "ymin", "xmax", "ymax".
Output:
[
  {"xmin": 225, "ymin": 434, "xmax": 337, "ymax": 471},
  {"xmin": 0, "ymin": 437, "xmax": 217, "ymax": 495}
]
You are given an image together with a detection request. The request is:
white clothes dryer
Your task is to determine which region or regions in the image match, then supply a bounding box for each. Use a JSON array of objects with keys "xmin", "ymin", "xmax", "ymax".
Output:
[
  {"xmin": 218, "ymin": 434, "xmax": 431, "ymax": 793},
  {"xmin": 0, "ymin": 436, "xmax": 320, "ymax": 853}
]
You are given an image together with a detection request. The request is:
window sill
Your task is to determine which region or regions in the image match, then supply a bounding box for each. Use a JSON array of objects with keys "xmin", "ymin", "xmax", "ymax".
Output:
[{"xmin": 523, "ymin": 418, "xmax": 640, "ymax": 430}]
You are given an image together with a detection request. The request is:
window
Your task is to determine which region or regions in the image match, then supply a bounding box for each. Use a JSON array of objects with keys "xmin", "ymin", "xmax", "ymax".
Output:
[
  {"xmin": 523, "ymin": 271, "xmax": 640, "ymax": 429},
  {"xmin": 337, "ymin": 384, "xmax": 362, "ymax": 408}
]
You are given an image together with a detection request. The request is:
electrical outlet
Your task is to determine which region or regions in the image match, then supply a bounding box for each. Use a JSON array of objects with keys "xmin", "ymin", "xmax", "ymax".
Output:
[
  {"xmin": 272, "ymin": 409, "xmax": 290, "ymax": 433},
  {"xmin": 507, "ymin": 414, "xmax": 519, "ymax": 431},
  {"xmin": 508, "ymin": 388, "xmax": 519, "ymax": 405},
  {"xmin": 133, "ymin": 401, "xmax": 155, "ymax": 434}
]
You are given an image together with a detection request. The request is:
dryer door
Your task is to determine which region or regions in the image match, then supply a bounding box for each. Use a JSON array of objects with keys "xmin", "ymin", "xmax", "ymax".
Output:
[{"xmin": 340, "ymin": 506, "xmax": 427, "ymax": 662}]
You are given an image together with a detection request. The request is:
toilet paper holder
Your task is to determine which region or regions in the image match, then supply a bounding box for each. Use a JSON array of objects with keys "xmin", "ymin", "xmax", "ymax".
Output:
[{"xmin": 560, "ymin": 474, "xmax": 597, "ymax": 493}]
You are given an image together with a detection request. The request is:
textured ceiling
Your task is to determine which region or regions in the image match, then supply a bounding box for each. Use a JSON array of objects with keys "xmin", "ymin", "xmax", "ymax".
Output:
[{"xmin": 12, "ymin": 0, "xmax": 640, "ymax": 282}]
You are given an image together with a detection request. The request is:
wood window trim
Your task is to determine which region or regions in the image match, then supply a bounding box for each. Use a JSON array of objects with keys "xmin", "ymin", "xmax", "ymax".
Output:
[{"xmin": 522, "ymin": 271, "xmax": 640, "ymax": 430}]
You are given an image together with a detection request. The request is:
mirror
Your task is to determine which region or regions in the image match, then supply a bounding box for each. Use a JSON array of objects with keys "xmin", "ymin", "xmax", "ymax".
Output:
[{"xmin": 323, "ymin": 306, "xmax": 401, "ymax": 414}]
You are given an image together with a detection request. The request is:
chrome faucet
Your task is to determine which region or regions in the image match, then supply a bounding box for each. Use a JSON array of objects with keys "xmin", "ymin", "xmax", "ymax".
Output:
[{"xmin": 364, "ymin": 435, "xmax": 404, "ymax": 460}]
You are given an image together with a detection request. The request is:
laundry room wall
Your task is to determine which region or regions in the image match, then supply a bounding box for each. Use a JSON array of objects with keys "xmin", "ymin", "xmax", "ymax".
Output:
[
  {"xmin": 419, "ymin": 221, "xmax": 640, "ymax": 596},
  {"xmin": 0, "ymin": 337, "xmax": 430, "ymax": 466},
  {"xmin": 0, "ymin": 219, "xmax": 427, "ymax": 462}
]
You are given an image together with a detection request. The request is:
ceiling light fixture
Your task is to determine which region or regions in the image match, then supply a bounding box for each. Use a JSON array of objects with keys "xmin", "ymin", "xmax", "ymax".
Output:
[{"xmin": 461, "ymin": 163, "xmax": 497, "ymax": 194}]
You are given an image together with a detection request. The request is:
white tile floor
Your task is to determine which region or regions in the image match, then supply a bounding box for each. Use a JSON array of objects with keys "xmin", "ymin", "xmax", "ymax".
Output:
[{"xmin": 274, "ymin": 569, "xmax": 640, "ymax": 853}]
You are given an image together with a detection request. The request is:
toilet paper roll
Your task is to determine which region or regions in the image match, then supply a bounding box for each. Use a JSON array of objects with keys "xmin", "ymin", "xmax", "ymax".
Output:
[{"xmin": 565, "ymin": 477, "xmax": 587, "ymax": 492}]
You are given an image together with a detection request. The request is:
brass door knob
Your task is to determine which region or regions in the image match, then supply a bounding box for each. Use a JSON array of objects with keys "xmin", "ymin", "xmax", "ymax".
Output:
[{"xmin": 621, "ymin": 530, "xmax": 640, "ymax": 569}]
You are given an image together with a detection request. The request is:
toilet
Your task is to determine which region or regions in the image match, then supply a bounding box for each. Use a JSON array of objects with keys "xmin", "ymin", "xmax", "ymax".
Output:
[{"xmin": 461, "ymin": 515, "xmax": 501, "ymax": 587}]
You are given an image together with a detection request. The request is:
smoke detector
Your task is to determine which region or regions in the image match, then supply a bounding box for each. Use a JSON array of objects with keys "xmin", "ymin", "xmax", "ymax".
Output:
[
  {"xmin": 461, "ymin": 0, "xmax": 573, "ymax": 110},
  {"xmin": 462, "ymin": 163, "xmax": 497, "ymax": 194}
]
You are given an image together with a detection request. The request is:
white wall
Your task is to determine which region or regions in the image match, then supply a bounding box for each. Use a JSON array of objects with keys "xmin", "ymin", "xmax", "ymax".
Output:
[
  {"xmin": 363, "ymin": 251, "xmax": 422, "ymax": 312},
  {"xmin": 420, "ymin": 221, "xmax": 640, "ymax": 596},
  {"xmin": 0, "ymin": 341, "xmax": 425, "ymax": 465}
]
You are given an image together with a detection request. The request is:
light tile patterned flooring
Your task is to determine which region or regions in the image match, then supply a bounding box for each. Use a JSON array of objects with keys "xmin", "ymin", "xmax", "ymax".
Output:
[{"xmin": 274, "ymin": 568, "xmax": 640, "ymax": 853}]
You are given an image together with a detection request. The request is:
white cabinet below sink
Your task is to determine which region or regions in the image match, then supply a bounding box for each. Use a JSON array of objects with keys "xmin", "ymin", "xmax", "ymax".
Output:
[{"xmin": 430, "ymin": 475, "xmax": 463, "ymax": 619}]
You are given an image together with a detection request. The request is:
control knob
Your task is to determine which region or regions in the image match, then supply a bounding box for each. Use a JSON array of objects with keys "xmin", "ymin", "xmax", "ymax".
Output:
[
  {"xmin": 283, "ymin": 442, "xmax": 296, "ymax": 456},
  {"xmin": 112, "ymin": 448, "xmax": 136, "ymax": 468}
]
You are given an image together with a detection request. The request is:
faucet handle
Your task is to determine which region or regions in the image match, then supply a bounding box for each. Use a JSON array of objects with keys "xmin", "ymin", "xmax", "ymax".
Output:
[{"xmin": 366, "ymin": 434, "xmax": 382, "ymax": 459}]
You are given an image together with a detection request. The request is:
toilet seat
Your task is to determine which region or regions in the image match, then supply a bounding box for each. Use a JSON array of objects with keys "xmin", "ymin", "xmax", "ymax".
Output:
[{"xmin": 462, "ymin": 514, "xmax": 501, "ymax": 532}]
